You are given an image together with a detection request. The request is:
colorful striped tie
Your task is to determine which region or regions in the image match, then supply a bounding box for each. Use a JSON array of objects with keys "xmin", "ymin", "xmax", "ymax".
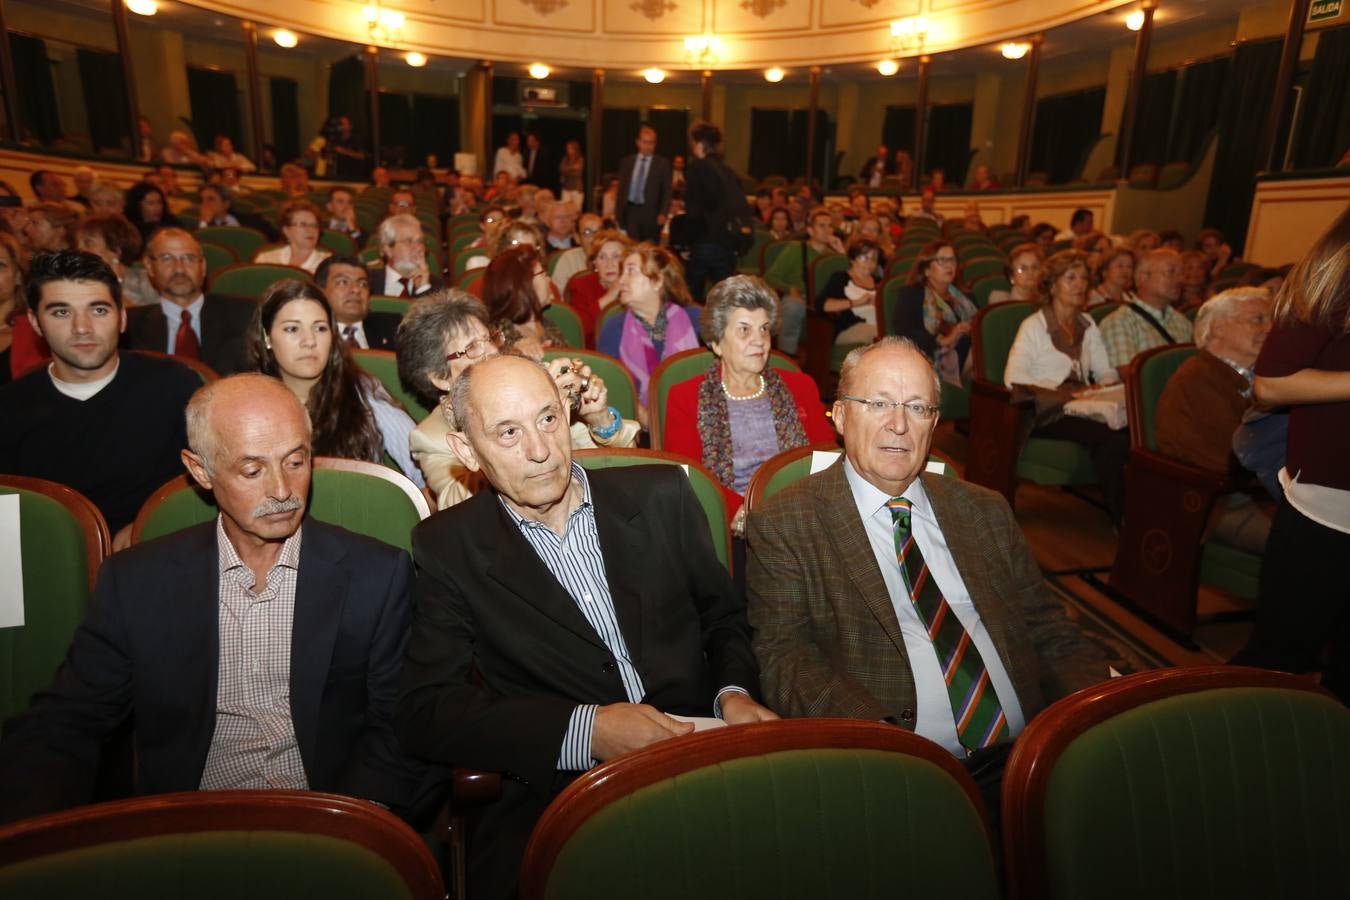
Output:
[{"xmin": 886, "ymin": 496, "xmax": 1009, "ymax": 751}]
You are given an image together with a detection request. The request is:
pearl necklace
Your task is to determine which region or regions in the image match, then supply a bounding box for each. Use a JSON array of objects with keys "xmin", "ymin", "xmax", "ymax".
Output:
[{"xmin": 722, "ymin": 374, "xmax": 766, "ymax": 401}]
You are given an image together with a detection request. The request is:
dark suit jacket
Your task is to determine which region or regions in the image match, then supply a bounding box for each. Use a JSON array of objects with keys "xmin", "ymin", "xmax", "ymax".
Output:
[
  {"xmin": 367, "ymin": 263, "xmax": 446, "ymax": 298},
  {"xmin": 122, "ymin": 294, "xmax": 256, "ymax": 377},
  {"xmin": 363, "ymin": 311, "xmax": 401, "ymax": 350},
  {"xmin": 0, "ymin": 519, "xmax": 425, "ymax": 824},
  {"xmin": 521, "ymin": 145, "xmax": 557, "ymax": 193},
  {"xmin": 397, "ymin": 464, "xmax": 759, "ymax": 896},
  {"xmin": 615, "ymin": 153, "xmax": 672, "ymax": 230},
  {"xmin": 746, "ymin": 461, "xmax": 1105, "ymax": 728}
]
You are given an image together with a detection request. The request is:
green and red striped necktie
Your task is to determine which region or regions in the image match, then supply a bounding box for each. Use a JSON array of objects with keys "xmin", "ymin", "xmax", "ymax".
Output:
[{"xmin": 886, "ymin": 496, "xmax": 1009, "ymax": 751}]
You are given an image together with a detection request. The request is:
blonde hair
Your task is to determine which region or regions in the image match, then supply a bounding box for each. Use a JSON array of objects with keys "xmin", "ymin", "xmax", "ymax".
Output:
[{"xmin": 1271, "ymin": 206, "xmax": 1350, "ymax": 334}]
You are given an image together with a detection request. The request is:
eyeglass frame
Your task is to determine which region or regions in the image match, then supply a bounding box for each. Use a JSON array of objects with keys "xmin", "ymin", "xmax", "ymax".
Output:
[
  {"xmin": 840, "ymin": 394, "xmax": 940, "ymax": 420},
  {"xmin": 445, "ymin": 332, "xmax": 501, "ymax": 363}
]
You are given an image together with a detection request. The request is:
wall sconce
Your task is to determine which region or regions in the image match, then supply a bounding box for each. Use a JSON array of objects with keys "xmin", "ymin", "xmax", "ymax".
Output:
[
  {"xmin": 643, "ymin": 68, "xmax": 667, "ymax": 84},
  {"xmin": 877, "ymin": 59, "xmax": 900, "ymax": 77},
  {"xmin": 273, "ymin": 30, "xmax": 298, "ymax": 48},
  {"xmin": 684, "ymin": 35, "xmax": 723, "ymax": 67},
  {"xmin": 764, "ymin": 67, "xmax": 785, "ymax": 83},
  {"xmin": 405, "ymin": 52, "xmax": 427, "ymax": 67},
  {"xmin": 528, "ymin": 63, "xmax": 551, "ymax": 79},
  {"xmin": 1125, "ymin": 9, "xmax": 1146, "ymax": 30},
  {"xmin": 126, "ymin": 0, "xmax": 158, "ymax": 15},
  {"xmin": 890, "ymin": 16, "xmax": 929, "ymax": 53},
  {"xmin": 1001, "ymin": 41, "xmax": 1030, "ymax": 60},
  {"xmin": 365, "ymin": 3, "xmax": 406, "ymax": 44}
]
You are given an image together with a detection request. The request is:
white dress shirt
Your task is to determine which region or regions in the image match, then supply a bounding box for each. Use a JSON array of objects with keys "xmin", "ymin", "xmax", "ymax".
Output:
[
  {"xmin": 843, "ymin": 458, "xmax": 1026, "ymax": 756},
  {"xmin": 339, "ymin": 321, "xmax": 369, "ymax": 350}
]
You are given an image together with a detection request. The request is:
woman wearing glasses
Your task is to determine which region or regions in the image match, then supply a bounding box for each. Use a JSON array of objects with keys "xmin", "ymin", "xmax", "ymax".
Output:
[
  {"xmin": 1003, "ymin": 249, "xmax": 1126, "ymax": 522},
  {"xmin": 663, "ymin": 276, "xmax": 833, "ymax": 529},
  {"xmin": 564, "ymin": 229, "xmax": 631, "ymax": 342},
  {"xmin": 987, "ymin": 243, "xmax": 1043, "ymax": 305},
  {"xmin": 891, "ymin": 240, "xmax": 978, "ymax": 386},
  {"xmin": 254, "ymin": 199, "xmax": 331, "ymax": 274},
  {"xmin": 816, "ymin": 239, "xmax": 882, "ymax": 347},
  {"xmin": 246, "ymin": 279, "xmax": 422, "ymax": 485},
  {"xmin": 398, "ymin": 291, "xmax": 639, "ymax": 509}
]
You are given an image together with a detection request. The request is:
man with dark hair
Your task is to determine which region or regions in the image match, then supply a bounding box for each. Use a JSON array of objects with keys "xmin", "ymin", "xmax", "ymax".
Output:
[
  {"xmin": 121, "ymin": 228, "xmax": 256, "ymax": 376},
  {"xmin": 0, "ymin": 373, "xmax": 434, "ymax": 826},
  {"xmin": 316, "ymin": 254, "xmax": 398, "ymax": 350},
  {"xmin": 520, "ymin": 131, "xmax": 556, "ymax": 194},
  {"xmin": 615, "ymin": 125, "xmax": 672, "ymax": 243},
  {"xmin": 325, "ymin": 186, "xmax": 365, "ymax": 245},
  {"xmin": 29, "ymin": 169, "xmax": 67, "ymax": 204},
  {"xmin": 1056, "ymin": 208, "xmax": 1094, "ymax": 241},
  {"xmin": 0, "ymin": 250, "xmax": 200, "ymax": 546},
  {"xmin": 859, "ymin": 143, "xmax": 893, "ymax": 188},
  {"xmin": 681, "ymin": 119, "xmax": 755, "ymax": 304}
]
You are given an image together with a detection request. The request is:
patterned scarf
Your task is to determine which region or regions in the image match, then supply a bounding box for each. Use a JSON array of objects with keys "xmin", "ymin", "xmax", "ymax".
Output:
[
  {"xmin": 619, "ymin": 303, "xmax": 695, "ymax": 404},
  {"xmin": 696, "ymin": 359, "xmax": 809, "ymax": 490}
]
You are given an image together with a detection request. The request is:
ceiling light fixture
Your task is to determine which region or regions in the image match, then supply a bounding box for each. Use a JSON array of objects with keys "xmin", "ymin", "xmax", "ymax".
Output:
[
  {"xmin": 126, "ymin": 0, "xmax": 158, "ymax": 15},
  {"xmin": 406, "ymin": 52, "xmax": 427, "ymax": 67},
  {"xmin": 1126, "ymin": 9, "xmax": 1146, "ymax": 30},
  {"xmin": 364, "ymin": 3, "xmax": 406, "ymax": 44},
  {"xmin": 764, "ymin": 67, "xmax": 785, "ymax": 83},
  {"xmin": 683, "ymin": 35, "xmax": 723, "ymax": 67},
  {"xmin": 273, "ymin": 30, "xmax": 298, "ymax": 48},
  {"xmin": 643, "ymin": 68, "xmax": 666, "ymax": 84},
  {"xmin": 1001, "ymin": 41, "xmax": 1030, "ymax": 60},
  {"xmin": 877, "ymin": 59, "xmax": 900, "ymax": 77},
  {"xmin": 890, "ymin": 16, "xmax": 929, "ymax": 52},
  {"xmin": 528, "ymin": 63, "xmax": 551, "ymax": 80}
]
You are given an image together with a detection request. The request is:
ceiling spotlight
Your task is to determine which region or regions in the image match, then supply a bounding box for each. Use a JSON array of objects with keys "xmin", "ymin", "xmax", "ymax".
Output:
[
  {"xmin": 877, "ymin": 59, "xmax": 900, "ymax": 77},
  {"xmin": 273, "ymin": 30, "xmax": 299, "ymax": 48},
  {"xmin": 1001, "ymin": 42, "xmax": 1030, "ymax": 60},
  {"xmin": 528, "ymin": 63, "xmax": 551, "ymax": 80},
  {"xmin": 126, "ymin": 0, "xmax": 158, "ymax": 14},
  {"xmin": 406, "ymin": 52, "xmax": 427, "ymax": 67},
  {"xmin": 1126, "ymin": 9, "xmax": 1146, "ymax": 30},
  {"xmin": 764, "ymin": 67, "xmax": 785, "ymax": 83},
  {"xmin": 643, "ymin": 68, "xmax": 666, "ymax": 84}
]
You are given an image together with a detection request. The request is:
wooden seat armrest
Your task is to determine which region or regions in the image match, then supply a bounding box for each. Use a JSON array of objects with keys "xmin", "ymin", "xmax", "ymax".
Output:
[{"xmin": 451, "ymin": 768, "xmax": 503, "ymax": 807}]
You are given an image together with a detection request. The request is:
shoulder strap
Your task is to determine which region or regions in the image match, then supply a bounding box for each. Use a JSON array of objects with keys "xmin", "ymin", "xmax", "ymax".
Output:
[
  {"xmin": 1124, "ymin": 301, "xmax": 1177, "ymax": 344},
  {"xmin": 801, "ymin": 239, "xmax": 811, "ymax": 288}
]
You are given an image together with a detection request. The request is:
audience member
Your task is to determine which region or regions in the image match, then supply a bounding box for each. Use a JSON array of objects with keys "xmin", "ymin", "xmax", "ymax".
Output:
[
  {"xmin": 908, "ymin": 187, "xmax": 944, "ymax": 226},
  {"xmin": 196, "ymin": 183, "xmax": 240, "ymax": 227},
  {"xmin": 767, "ymin": 207, "xmax": 794, "ymax": 241},
  {"xmin": 987, "ymin": 242, "xmax": 1042, "ymax": 305},
  {"xmin": 74, "ymin": 214, "xmax": 156, "ymax": 308},
  {"xmin": 597, "ymin": 243, "xmax": 700, "ymax": 420},
  {"xmin": 747, "ymin": 338, "xmax": 1104, "ymax": 805},
  {"xmin": 558, "ymin": 140, "xmax": 586, "ymax": 209},
  {"xmin": 893, "ymin": 149, "xmax": 915, "ymax": 190},
  {"xmin": 0, "ymin": 372, "xmax": 430, "ymax": 825},
  {"xmin": 520, "ymin": 131, "xmax": 555, "ymax": 192},
  {"xmin": 563, "ymin": 229, "xmax": 630, "ymax": 340},
  {"xmin": 1231, "ymin": 207, "xmax": 1350, "ymax": 702},
  {"xmin": 245, "ymin": 279, "xmax": 421, "ymax": 485},
  {"xmin": 29, "ymin": 170, "xmax": 71, "ymax": 206},
  {"xmin": 1099, "ymin": 248, "xmax": 1192, "ymax": 369},
  {"xmin": 681, "ymin": 120, "xmax": 753, "ymax": 304},
  {"xmin": 396, "ymin": 353, "xmax": 772, "ymax": 898},
  {"xmin": 664, "ymin": 276, "xmax": 833, "ymax": 526},
  {"xmin": 373, "ymin": 214, "xmax": 441, "ymax": 297},
  {"xmin": 1056, "ymin": 208, "xmax": 1094, "ymax": 241},
  {"xmin": 0, "ymin": 232, "xmax": 30, "ymax": 381},
  {"xmin": 616, "ymin": 125, "xmax": 672, "ymax": 243},
  {"xmin": 161, "ymin": 130, "xmax": 209, "ymax": 167},
  {"xmin": 763, "ymin": 208, "xmax": 842, "ymax": 356},
  {"xmin": 542, "ymin": 199, "xmax": 579, "ymax": 251},
  {"xmin": 892, "ymin": 240, "xmax": 977, "ymax": 386},
  {"xmin": 1158, "ymin": 229, "xmax": 1185, "ymax": 252},
  {"xmin": 1089, "ymin": 246, "xmax": 1137, "ymax": 305},
  {"xmin": 816, "ymin": 238, "xmax": 881, "ymax": 345},
  {"xmin": 1003, "ymin": 249, "xmax": 1126, "ymax": 522},
  {"xmin": 86, "ymin": 183, "xmax": 124, "ymax": 217},
  {"xmin": 324, "ymin": 186, "xmax": 365, "ymax": 246},
  {"xmin": 254, "ymin": 199, "xmax": 331, "ymax": 274},
  {"xmin": 399, "ymin": 292, "xmax": 639, "ymax": 508},
  {"xmin": 22, "ymin": 203, "xmax": 78, "ymax": 252},
  {"xmin": 0, "ymin": 250, "xmax": 199, "ymax": 544},
  {"xmin": 316, "ymin": 254, "xmax": 395, "ymax": 350},
  {"xmin": 122, "ymin": 228, "xmax": 254, "ymax": 375},
  {"xmin": 70, "ymin": 167, "xmax": 95, "ymax": 208},
  {"xmin": 329, "ymin": 116, "xmax": 369, "ymax": 179},
  {"xmin": 280, "ymin": 163, "xmax": 310, "ymax": 198},
  {"xmin": 1179, "ymin": 249, "xmax": 1210, "ymax": 307},
  {"xmin": 493, "ymin": 132, "xmax": 526, "ymax": 180},
  {"xmin": 1197, "ymin": 227, "xmax": 1234, "ymax": 279},
  {"xmin": 481, "ymin": 244, "xmax": 560, "ymax": 354},
  {"xmin": 549, "ymin": 210, "xmax": 601, "ymax": 295},
  {"xmin": 1030, "ymin": 222, "xmax": 1056, "ymax": 255},
  {"xmin": 928, "ymin": 168, "xmax": 951, "ymax": 192},
  {"xmin": 859, "ymin": 143, "xmax": 892, "ymax": 188},
  {"xmin": 1155, "ymin": 287, "xmax": 1277, "ymax": 552},
  {"xmin": 386, "ymin": 188, "xmax": 418, "ymax": 220},
  {"xmin": 1128, "ymin": 229, "xmax": 1161, "ymax": 255},
  {"xmin": 969, "ymin": 164, "xmax": 1000, "ymax": 190},
  {"xmin": 134, "ymin": 115, "xmax": 156, "ymax": 163},
  {"xmin": 124, "ymin": 182, "xmax": 181, "ymax": 243}
]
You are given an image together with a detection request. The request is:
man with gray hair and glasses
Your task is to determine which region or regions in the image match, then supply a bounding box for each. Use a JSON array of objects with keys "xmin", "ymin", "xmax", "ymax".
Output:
[
  {"xmin": 0, "ymin": 373, "xmax": 431, "ymax": 826},
  {"xmin": 746, "ymin": 336, "xmax": 1104, "ymax": 810}
]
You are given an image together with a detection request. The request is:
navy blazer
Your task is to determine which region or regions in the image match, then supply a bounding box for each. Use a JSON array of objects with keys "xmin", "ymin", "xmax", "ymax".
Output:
[
  {"xmin": 0, "ymin": 519, "xmax": 423, "ymax": 824},
  {"xmin": 122, "ymin": 293, "xmax": 257, "ymax": 377}
]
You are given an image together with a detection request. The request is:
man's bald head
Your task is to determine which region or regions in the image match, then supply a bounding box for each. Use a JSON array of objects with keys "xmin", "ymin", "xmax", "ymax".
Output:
[{"xmin": 185, "ymin": 374, "xmax": 310, "ymax": 475}]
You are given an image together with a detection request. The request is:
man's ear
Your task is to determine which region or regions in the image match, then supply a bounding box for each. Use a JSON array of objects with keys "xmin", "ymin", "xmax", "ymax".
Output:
[
  {"xmin": 181, "ymin": 449, "xmax": 214, "ymax": 491},
  {"xmin": 831, "ymin": 401, "xmax": 846, "ymax": 438},
  {"xmin": 446, "ymin": 430, "xmax": 481, "ymax": 473},
  {"xmin": 27, "ymin": 308, "xmax": 42, "ymax": 339}
]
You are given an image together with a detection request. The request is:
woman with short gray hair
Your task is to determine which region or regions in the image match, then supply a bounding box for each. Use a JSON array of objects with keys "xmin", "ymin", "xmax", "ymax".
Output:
[{"xmin": 662, "ymin": 275, "xmax": 835, "ymax": 529}]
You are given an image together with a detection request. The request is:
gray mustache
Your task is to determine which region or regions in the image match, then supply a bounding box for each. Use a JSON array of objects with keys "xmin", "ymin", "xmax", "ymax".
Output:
[{"xmin": 252, "ymin": 496, "xmax": 303, "ymax": 518}]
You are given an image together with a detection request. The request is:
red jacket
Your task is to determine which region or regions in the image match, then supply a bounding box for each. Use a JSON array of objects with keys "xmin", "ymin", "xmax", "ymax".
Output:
[{"xmin": 664, "ymin": 367, "xmax": 836, "ymax": 518}]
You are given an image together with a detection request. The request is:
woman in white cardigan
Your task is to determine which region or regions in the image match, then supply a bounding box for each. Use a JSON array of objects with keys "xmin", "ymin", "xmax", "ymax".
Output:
[
  {"xmin": 1004, "ymin": 249, "xmax": 1128, "ymax": 522},
  {"xmin": 253, "ymin": 198, "xmax": 331, "ymax": 274}
]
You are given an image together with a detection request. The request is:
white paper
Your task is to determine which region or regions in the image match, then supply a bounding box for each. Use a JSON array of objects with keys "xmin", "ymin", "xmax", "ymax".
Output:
[
  {"xmin": 925, "ymin": 459, "xmax": 947, "ymax": 475},
  {"xmin": 1109, "ymin": 667, "xmax": 1123, "ymax": 679},
  {"xmin": 667, "ymin": 714, "xmax": 727, "ymax": 731},
  {"xmin": 810, "ymin": 449, "xmax": 842, "ymax": 474},
  {"xmin": 1065, "ymin": 383, "xmax": 1128, "ymax": 430},
  {"xmin": 0, "ymin": 494, "xmax": 24, "ymax": 628}
]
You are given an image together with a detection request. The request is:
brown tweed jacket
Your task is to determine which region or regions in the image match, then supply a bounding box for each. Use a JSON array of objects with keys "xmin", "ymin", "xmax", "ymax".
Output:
[{"xmin": 745, "ymin": 459, "xmax": 1105, "ymax": 728}]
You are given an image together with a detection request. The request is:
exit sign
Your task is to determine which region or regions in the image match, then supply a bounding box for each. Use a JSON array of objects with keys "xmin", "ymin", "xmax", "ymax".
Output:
[{"xmin": 1310, "ymin": 0, "xmax": 1342, "ymax": 21}]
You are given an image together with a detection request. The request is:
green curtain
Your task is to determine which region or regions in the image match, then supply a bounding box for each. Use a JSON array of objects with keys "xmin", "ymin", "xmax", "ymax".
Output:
[
  {"xmin": 923, "ymin": 103, "xmax": 973, "ymax": 184},
  {"xmin": 1202, "ymin": 38, "xmax": 1282, "ymax": 249},
  {"xmin": 76, "ymin": 49, "xmax": 129, "ymax": 153},
  {"xmin": 269, "ymin": 77, "xmax": 300, "ymax": 167},
  {"xmin": 1293, "ymin": 24, "xmax": 1350, "ymax": 169},
  {"xmin": 186, "ymin": 66, "xmax": 242, "ymax": 153},
  {"xmin": 1031, "ymin": 87, "xmax": 1106, "ymax": 183},
  {"xmin": 1127, "ymin": 70, "xmax": 1177, "ymax": 167},
  {"xmin": 327, "ymin": 56, "xmax": 368, "ymax": 139},
  {"xmin": 1167, "ymin": 57, "xmax": 1228, "ymax": 164},
  {"xmin": 9, "ymin": 34, "xmax": 59, "ymax": 144}
]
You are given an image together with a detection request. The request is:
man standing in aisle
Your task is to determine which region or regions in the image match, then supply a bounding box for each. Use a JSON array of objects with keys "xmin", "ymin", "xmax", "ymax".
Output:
[{"xmin": 615, "ymin": 125, "xmax": 671, "ymax": 243}]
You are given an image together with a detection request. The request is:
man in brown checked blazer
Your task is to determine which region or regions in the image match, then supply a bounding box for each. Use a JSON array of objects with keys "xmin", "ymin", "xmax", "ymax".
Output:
[{"xmin": 746, "ymin": 338, "xmax": 1105, "ymax": 767}]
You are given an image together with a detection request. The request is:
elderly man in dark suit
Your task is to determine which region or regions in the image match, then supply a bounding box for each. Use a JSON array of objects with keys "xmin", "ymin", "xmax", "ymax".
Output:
[
  {"xmin": 397, "ymin": 353, "xmax": 774, "ymax": 900},
  {"xmin": 0, "ymin": 374, "xmax": 428, "ymax": 825},
  {"xmin": 747, "ymin": 337, "xmax": 1104, "ymax": 795},
  {"xmin": 615, "ymin": 125, "xmax": 672, "ymax": 243},
  {"xmin": 317, "ymin": 254, "xmax": 399, "ymax": 350},
  {"xmin": 121, "ymin": 227, "xmax": 255, "ymax": 376}
]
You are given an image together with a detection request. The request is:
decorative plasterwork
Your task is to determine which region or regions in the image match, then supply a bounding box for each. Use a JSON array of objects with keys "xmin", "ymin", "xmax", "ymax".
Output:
[{"xmin": 631, "ymin": 0, "xmax": 678, "ymax": 19}]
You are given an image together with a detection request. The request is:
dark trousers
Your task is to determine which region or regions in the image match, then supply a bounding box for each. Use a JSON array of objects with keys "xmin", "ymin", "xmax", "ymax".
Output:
[
  {"xmin": 1031, "ymin": 416, "xmax": 1130, "ymax": 523},
  {"xmin": 1231, "ymin": 498, "xmax": 1350, "ymax": 701},
  {"xmin": 685, "ymin": 241, "xmax": 738, "ymax": 304},
  {"xmin": 620, "ymin": 204, "xmax": 660, "ymax": 243}
]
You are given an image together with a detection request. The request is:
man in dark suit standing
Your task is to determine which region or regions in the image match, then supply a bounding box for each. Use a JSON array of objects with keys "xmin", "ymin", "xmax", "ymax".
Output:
[
  {"xmin": 615, "ymin": 125, "xmax": 672, "ymax": 243},
  {"xmin": 397, "ymin": 354, "xmax": 774, "ymax": 900},
  {"xmin": 0, "ymin": 374, "xmax": 427, "ymax": 825},
  {"xmin": 317, "ymin": 255, "xmax": 399, "ymax": 350},
  {"xmin": 747, "ymin": 338, "xmax": 1104, "ymax": 799},
  {"xmin": 520, "ymin": 131, "xmax": 557, "ymax": 194},
  {"xmin": 121, "ymin": 228, "xmax": 254, "ymax": 376}
]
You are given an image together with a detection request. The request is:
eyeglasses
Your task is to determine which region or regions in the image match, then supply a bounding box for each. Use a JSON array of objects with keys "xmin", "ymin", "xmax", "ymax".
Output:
[
  {"xmin": 841, "ymin": 395, "xmax": 940, "ymax": 420},
  {"xmin": 533, "ymin": 269, "xmax": 548, "ymax": 278},
  {"xmin": 1014, "ymin": 263, "xmax": 1040, "ymax": 274},
  {"xmin": 445, "ymin": 334, "xmax": 499, "ymax": 363},
  {"xmin": 482, "ymin": 215, "xmax": 502, "ymax": 225},
  {"xmin": 580, "ymin": 227, "xmax": 600, "ymax": 236},
  {"xmin": 149, "ymin": 253, "xmax": 201, "ymax": 266},
  {"xmin": 932, "ymin": 256, "xmax": 958, "ymax": 265}
]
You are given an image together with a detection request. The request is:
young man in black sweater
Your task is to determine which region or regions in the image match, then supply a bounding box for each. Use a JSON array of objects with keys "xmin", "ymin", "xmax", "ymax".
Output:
[{"xmin": 0, "ymin": 250, "xmax": 200, "ymax": 548}]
